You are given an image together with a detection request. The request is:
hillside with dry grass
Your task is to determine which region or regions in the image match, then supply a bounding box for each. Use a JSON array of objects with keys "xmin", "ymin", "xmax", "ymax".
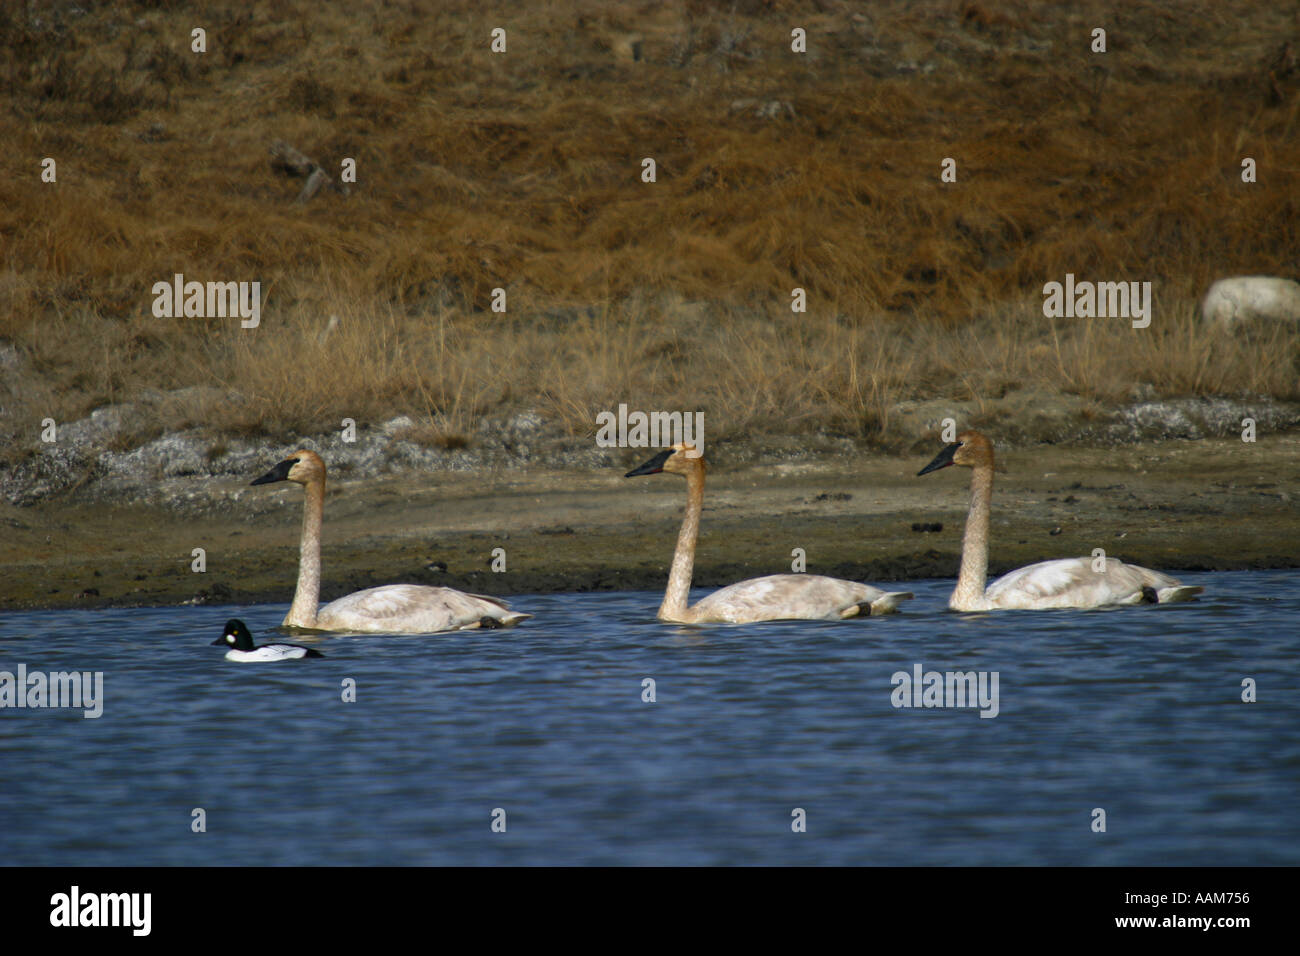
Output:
[{"xmin": 2, "ymin": 0, "xmax": 1299, "ymax": 463}]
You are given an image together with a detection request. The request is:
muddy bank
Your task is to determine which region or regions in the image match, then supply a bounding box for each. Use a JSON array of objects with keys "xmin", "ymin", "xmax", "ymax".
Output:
[{"xmin": 2, "ymin": 434, "xmax": 1296, "ymax": 612}]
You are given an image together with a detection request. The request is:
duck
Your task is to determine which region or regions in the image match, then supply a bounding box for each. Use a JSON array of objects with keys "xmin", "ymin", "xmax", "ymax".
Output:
[
  {"xmin": 917, "ymin": 430, "xmax": 1204, "ymax": 610},
  {"xmin": 212, "ymin": 619, "xmax": 324, "ymax": 661},
  {"xmin": 626, "ymin": 444, "xmax": 913, "ymax": 623},
  {"xmin": 251, "ymin": 449, "xmax": 530, "ymax": 633}
]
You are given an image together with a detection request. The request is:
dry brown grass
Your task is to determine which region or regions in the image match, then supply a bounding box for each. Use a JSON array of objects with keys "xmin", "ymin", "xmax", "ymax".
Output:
[{"xmin": 1, "ymin": 0, "xmax": 1298, "ymax": 455}]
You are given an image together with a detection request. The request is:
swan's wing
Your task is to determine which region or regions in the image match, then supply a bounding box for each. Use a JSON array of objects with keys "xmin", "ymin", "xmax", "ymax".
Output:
[
  {"xmin": 690, "ymin": 574, "xmax": 912, "ymax": 623},
  {"xmin": 317, "ymin": 584, "xmax": 530, "ymax": 634},
  {"xmin": 984, "ymin": 558, "xmax": 1194, "ymax": 609}
]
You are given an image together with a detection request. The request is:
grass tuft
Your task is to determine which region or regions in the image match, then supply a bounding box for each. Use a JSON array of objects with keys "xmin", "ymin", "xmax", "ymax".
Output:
[{"xmin": 0, "ymin": 0, "xmax": 1297, "ymax": 457}]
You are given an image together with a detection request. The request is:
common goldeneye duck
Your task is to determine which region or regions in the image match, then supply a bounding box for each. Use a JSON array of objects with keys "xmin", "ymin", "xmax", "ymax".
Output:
[{"xmin": 212, "ymin": 619, "xmax": 324, "ymax": 662}]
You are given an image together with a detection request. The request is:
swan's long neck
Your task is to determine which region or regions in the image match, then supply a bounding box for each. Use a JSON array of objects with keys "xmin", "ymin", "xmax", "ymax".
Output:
[
  {"xmin": 952, "ymin": 463, "xmax": 993, "ymax": 611},
  {"xmin": 659, "ymin": 469, "xmax": 704, "ymax": 623},
  {"xmin": 285, "ymin": 479, "xmax": 324, "ymax": 627}
]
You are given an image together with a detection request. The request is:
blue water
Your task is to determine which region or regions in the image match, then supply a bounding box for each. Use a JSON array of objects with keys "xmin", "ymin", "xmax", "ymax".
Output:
[{"xmin": 1, "ymin": 570, "xmax": 1297, "ymax": 865}]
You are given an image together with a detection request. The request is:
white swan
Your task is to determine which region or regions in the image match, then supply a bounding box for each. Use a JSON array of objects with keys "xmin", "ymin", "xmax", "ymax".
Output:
[
  {"xmin": 917, "ymin": 430, "xmax": 1203, "ymax": 610},
  {"xmin": 626, "ymin": 444, "xmax": 912, "ymax": 623},
  {"xmin": 251, "ymin": 450, "xmax": 530, "ymax": 633}
]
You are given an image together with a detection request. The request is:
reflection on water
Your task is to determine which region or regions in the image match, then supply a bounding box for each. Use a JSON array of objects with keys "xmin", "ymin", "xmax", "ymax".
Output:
[{"xmin": 0, "ymin": 570, "xmax": 1296, "ymax": 865}]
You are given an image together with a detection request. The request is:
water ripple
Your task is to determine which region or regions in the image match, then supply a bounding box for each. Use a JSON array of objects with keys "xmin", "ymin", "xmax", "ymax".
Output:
[{"xmin": 0, "ymin": 570, "xmax": 1297, "ymax": 865}]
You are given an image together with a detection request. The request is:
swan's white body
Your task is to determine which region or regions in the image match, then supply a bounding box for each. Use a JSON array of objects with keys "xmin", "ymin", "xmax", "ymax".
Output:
[
  {"xmin": 626, "ymin": 445, "xmax": 912, "ymax": 624},
  {"xmin": 310, "ymin": 583, "xmax": 525, "ymax": 633},
  {"xmin": 920, "ymin": 431, "xmax": 1202, "ymax": 611},
  {"xmin": 684, "ymin": 573, "xmax": 912, "ymax": 623},
  {"xmin": 253, "ymin": 450, "xmax": 529, "ymax": 634},
  {"xmin": 967, "ymin": 557, "xmax": 1199, "ymax": 611}
]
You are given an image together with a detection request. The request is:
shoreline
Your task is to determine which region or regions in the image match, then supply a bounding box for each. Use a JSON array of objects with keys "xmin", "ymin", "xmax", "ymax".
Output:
[{"xmin": 4, "ymin": 434, "xmax": 1296, "ymax": 612}]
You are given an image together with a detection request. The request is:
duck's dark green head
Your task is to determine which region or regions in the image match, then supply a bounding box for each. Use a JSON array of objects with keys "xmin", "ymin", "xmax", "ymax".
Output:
[{"xmin": 213, "ymin": 619, "xmax": 255, "ymax": 650}]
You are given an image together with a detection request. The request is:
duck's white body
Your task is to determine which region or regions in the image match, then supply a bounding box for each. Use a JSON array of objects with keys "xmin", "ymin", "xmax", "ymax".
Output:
[
  {"xmin": 920, "ymin": 431, "xmax": 1203, "ymax": 611},
  {"xmin": 224, "ymin": 644, "xmax": 318, "ymax": 662},
  {"xmin": 626, "ymin": 445, "xmax": 912, "ymax": 624},
  {"xmin": 213, "ymin": 619, "xmax": 324, "ymax": 661},
  {"xmin": 252, "ymin": 450, "xmax": 530, "ymax": 634}
]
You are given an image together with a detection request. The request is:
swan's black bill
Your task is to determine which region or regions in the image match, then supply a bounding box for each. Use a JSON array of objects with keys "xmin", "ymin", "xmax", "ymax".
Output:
[
  {"xmin": 918, "ymin": 443, "xmax": 960, "ymax": 476},
  {"xmin": 251, "ymin": 457, "xmax": 299, "ymax": 486},
  {"xmin": 625, "ymin": 449, "xmax": 674, "ymax": 477}
]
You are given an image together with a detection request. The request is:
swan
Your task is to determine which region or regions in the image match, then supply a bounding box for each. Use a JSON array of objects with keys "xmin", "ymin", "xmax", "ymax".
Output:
[
  {"xmin": 917, "ymin": 430, "xmax": 1203, "ymax": 610},
  {"xmin": 251, "ymin": 449, "xmax": 530, "ymax": 633},
  {"xmin": 626, "ymin": 444, "xmax": 913, "ymax": 623}
]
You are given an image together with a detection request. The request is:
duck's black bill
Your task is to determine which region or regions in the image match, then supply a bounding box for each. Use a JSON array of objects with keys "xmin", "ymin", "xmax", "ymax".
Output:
[
  {"xmin": 210, "ymin": 635, "xmax": 229, "ymax": 646},
  {"xmin": 918, "ymin": 443, "xmax": 960, "ymax": 476},
  {"xmin": 251, "ymin": 458, "xmax": 298, "ymax": 486},
  {"xmin": 625, "ymin": 449, "xmax": 674, "ymax": 477}
]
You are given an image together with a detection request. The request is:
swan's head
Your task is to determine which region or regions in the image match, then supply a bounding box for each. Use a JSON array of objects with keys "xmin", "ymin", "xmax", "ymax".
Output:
[
  {"xmin": 624, "ymin": 443, "xmax": 705, "ymax": 479},
  {"xmin": 251, "ymin": 448, "xmax": 326, "ymax": 487},
  {"xmin": 917, "ymin": 430, "xmax": 994, "ymax": 475},
  {"xmin": 212, "ymin": 619, "xmax": 255, "ymax": 650}
]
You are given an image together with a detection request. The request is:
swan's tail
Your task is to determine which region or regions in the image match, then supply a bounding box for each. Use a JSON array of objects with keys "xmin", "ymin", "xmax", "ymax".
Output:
[
  {"xmin": 463, "ymin": 611, "xmax": 532, "ymax": 629},
  {"xmin": 853, "ymin": 591, "xmax": 914, "ymax": 615},
  {"xmin": 1156, "ymin": 585, "xmax": 1203, "ymax": 603}
]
